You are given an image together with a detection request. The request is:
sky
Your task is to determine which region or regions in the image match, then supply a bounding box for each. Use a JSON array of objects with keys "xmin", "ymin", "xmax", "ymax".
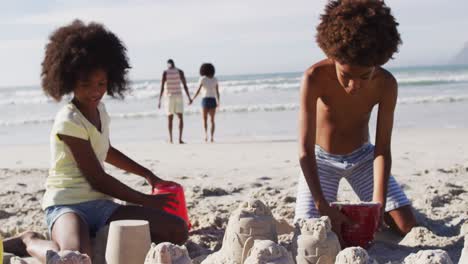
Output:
[{"xmin": 1, "ymin": 0, "xmax": 467, "ymax": 87}]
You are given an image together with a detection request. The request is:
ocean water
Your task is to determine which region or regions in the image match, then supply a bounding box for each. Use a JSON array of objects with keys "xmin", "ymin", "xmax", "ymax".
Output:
[{"xmin": 0, "ymin": 65, "xmax": 467, "ymax": 146}]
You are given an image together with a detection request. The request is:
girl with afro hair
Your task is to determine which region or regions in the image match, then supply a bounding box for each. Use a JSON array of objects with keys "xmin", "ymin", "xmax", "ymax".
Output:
[{"xmin": 3, "ymin": 20, "xmax": 187, "ymax": 262}]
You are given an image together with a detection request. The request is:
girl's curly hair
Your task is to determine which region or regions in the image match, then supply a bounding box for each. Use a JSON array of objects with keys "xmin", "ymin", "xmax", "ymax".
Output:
[
  {"xmin": 316, "ymin": 0, "xmax": 402, "ymax": 66},
  {"xmin": 41, "ymin": 20, "xmax": 131, "ymax": 101},
  {"xmin": 199, "ymin": 63, "xmax": 216, "ymax": 78}
]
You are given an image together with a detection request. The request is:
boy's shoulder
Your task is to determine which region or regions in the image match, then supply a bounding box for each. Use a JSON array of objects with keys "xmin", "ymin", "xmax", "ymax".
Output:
[
  {"xmin": 301, "ymin": 59, "xmax": 336, "ymax": 95},
  {"xmin": 373, "ymin": 67, "xmax": 398, "ymax": 96},
  {"xmin": 304, "ymin": 59, "xmax": 335, "ymax": 80},
  {"xmin": 374, "ymin": 67, "xmax": 397, "ymax": 85}
]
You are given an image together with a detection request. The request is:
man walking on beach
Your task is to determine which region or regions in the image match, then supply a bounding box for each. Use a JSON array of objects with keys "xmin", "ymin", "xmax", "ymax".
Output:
[{"xmin": 158, "ymin": 59, "xmax": 192, "ymax": 144}]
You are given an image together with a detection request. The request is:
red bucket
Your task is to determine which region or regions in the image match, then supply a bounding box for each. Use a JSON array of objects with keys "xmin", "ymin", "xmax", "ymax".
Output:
[
  {"xmin": 331, "ymin": 202, "xmax": 381, "ymax": 248},
  {"xmin": 152, "ymin": 182, "xmax": 191, "ymax": 230}
]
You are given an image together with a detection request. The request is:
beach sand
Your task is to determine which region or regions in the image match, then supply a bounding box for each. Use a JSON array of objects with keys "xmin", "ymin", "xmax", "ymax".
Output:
[{"xmin": 0, "ymin": 128, "xmax": 467, "ymax": 263}]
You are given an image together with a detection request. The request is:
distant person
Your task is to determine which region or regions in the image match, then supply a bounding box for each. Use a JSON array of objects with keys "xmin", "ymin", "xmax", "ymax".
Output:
[
  {"xmin": 158, "ymin": 59, "xmax": 192, "ymax": 144},
  {"xmin": 191, "ymin": 63, "xmax": 220, "ymax": 142},
  {"xmin": 294, "ymin": 0, "xmax": 416, "ymax": 241}
]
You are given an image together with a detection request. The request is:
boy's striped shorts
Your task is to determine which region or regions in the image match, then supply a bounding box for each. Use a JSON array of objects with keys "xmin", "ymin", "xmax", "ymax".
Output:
[{"xmin": 294, "ymin": 143, "xmax": 411, "ymax": 222}]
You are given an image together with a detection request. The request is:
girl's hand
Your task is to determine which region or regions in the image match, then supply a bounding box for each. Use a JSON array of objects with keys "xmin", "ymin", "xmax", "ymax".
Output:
[
  {"xmin": 145, "ymin": 171, "xmax": 180, "ymax": 189},
  {"xmin": 142, "ymin": 193, "xmax": 178, "ymax": 210},
  {"xmin": 144, "ymin": 172, "xmax": 163, "ymax": 188}
]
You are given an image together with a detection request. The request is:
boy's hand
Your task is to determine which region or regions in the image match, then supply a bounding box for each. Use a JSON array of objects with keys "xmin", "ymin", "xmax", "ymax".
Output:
[
  {"xmin": 377, "ymin": 207, "xmax": 389, "ymax": 231},
  {"xmin": 318, "ymin": 204, "xmax": 353, "ymax": 245},
  {"xmin": 142, "ymin": 193, "xmax": 178, "ymax": 210}
]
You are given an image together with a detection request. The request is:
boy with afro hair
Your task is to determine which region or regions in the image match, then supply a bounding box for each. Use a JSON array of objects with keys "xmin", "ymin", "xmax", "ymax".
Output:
[{"xmin": 295, "ymin": 0, "xmax": 416, "ymax": 240}]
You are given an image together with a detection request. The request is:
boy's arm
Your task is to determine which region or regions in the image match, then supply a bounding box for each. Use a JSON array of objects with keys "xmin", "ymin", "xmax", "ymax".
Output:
[
  {"xmin": 106, "ymin": 144, "xmax": 172, "ymax": 187},
  {"xmin": 298, "ymin": 71, "xmax": 326, "ymax": 207},
  {"xmin": 179, "ymin": 70, "xmax": 192, "ymax": 103},
  {"xmin": 299, "ymin": 69, "xmax": 351, "ymax": 240},
  {"xmin": 158, "ymin": 72, "xmax": 166, "ymax": 109},
  {"xmin": 373, "ymin": 75, "xmax": 398, "ymax": 211}
]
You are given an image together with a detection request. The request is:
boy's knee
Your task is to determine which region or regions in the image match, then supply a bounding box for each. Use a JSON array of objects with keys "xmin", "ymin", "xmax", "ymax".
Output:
[{"xmin": 398, "ymin": 217, "xmax": 417, "ymax": 236}]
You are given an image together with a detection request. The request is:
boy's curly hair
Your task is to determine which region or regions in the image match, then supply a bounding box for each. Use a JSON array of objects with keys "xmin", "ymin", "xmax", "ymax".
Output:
[
  {"xmin": 316, "ymin": 0, "xmax": 401, "ymax": 66},
  {"xmin": 41, "ymin": 20, "xmax": 131, "ymax": 101},
  {"xmin": 199, "ymin": 63, "xmax": 216, "ymax": 78}
]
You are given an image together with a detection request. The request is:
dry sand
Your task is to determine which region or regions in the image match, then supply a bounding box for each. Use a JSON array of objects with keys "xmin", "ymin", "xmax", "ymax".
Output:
[{"xmin": 0, "ymin": 128, "xmax": 467, "ymax": 263}]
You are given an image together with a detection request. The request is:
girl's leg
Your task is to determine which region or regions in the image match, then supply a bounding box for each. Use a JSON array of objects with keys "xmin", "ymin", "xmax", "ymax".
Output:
[
  {"xmin": 108, "ymin": 205, "xmax": 188, "ymax": 245},
  {"xmin": 51, "ymin": 213, "xmax": 93, "ymax": 259},
  {"xmin": 208, "ymin": 108, "xmax": 216, "ymax": 142},
  {"xmin": 202, "ymin": 108, "xmax": 208, "ymax": 142},
  {"xmin": 3, "ymin": 213, "xmax": 91, "ymax": 263},
  {"xmin": 3, "ymin": 231, "xmax": 58, "ymax": 260}
]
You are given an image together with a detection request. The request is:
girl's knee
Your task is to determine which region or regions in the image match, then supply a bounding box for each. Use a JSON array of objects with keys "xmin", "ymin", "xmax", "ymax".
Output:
[{"xmin": 152, "ymin": 217, "xmax": 188, "ymax": 245}]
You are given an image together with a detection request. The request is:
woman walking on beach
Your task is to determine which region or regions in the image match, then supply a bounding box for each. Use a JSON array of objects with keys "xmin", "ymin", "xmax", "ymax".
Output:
[
  {"xmin": 191, "ymin": 63, "xmax": 220, "ymax": 142},
  {"xmin": 3, "ymin": 20, "xmax": 187, "ymax": 263}
]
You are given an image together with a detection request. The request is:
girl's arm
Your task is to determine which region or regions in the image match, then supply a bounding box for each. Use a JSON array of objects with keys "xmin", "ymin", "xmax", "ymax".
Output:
[
  {"xmin": 106, "ymin": 144, "xmax": 165, "ymax": 187},
  {"xmin": 215, "ymin": 83, "xmax": 220, "ymax": 105},
  {"xmin": 58, "ymin": 135, "xmax": 175, "ymax": 209},
  {"xmin": 191, "ymin": 83, "xmax": 203, "ymax": 103}
]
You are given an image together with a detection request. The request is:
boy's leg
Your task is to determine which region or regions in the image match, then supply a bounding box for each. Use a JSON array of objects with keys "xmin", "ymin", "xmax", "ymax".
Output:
[
  {"xmin": 345, "ymin": 146, "xmax": 416, "ymax": 235},
  {"xmin": 294, "ymin": 157, "xmax": 343, "ymax": 222},
  {"xmin": 108, "ymin": 205, "xmax": 188, "ymax": 245},
  {"xmin": 208, "ymin": 109, "xmax": 216, "ymax": 142},
  {"xmin": 202, "ymin": 108, "xmax": 208, "ymax": 142},
  {"xmin": 177, "ymin": 113, "xmax": 184, "ymax": 144},
  {"xmin": 385, "ymin": 205, "xmax": 416, "ymax": 235},
  {"xmin": 168, "ymin": 114, "xmax": 174, "ymax": 143}
]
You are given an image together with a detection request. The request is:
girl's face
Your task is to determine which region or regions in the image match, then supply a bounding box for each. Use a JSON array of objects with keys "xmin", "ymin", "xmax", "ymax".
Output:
[{"xmin": 73, "ymin": 68, "xmax": 108, "ymax": 108}]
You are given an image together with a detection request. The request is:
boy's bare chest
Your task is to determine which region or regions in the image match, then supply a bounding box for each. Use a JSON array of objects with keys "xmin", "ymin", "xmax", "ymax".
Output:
[{"xmin": 319, "ymin": 90, "xmax": 379, "ymax": 124}]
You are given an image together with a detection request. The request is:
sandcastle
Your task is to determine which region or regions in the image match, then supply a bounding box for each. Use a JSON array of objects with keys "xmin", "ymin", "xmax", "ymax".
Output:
[
  {"xmin": 201, "ymin": 199, "xmax": 278, "ymax": 264},
  {"xmin": 292, "ymin": 216, "xmax": 341, "ymax": 264},
  {"xmin": 105, "ymin": 220, "xmax": 152, "ymax": 264},
  {"xmin": 145, "ymin": 242, "xmax": 193, "ymax": 264},
  {"xmin": 335, "ymin": 247, "xmax": 377, "ymax": 264},
  {"xmin": 402, "ymin": 249, "xmax": 453, "ymax": 264},
  {"xmin": 243, "ymin": 240, "xmax": 294, "ymax": 264},
  {"xmin": 46, "ymin": 250, "xmax": 92, "ymax": 264}
]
